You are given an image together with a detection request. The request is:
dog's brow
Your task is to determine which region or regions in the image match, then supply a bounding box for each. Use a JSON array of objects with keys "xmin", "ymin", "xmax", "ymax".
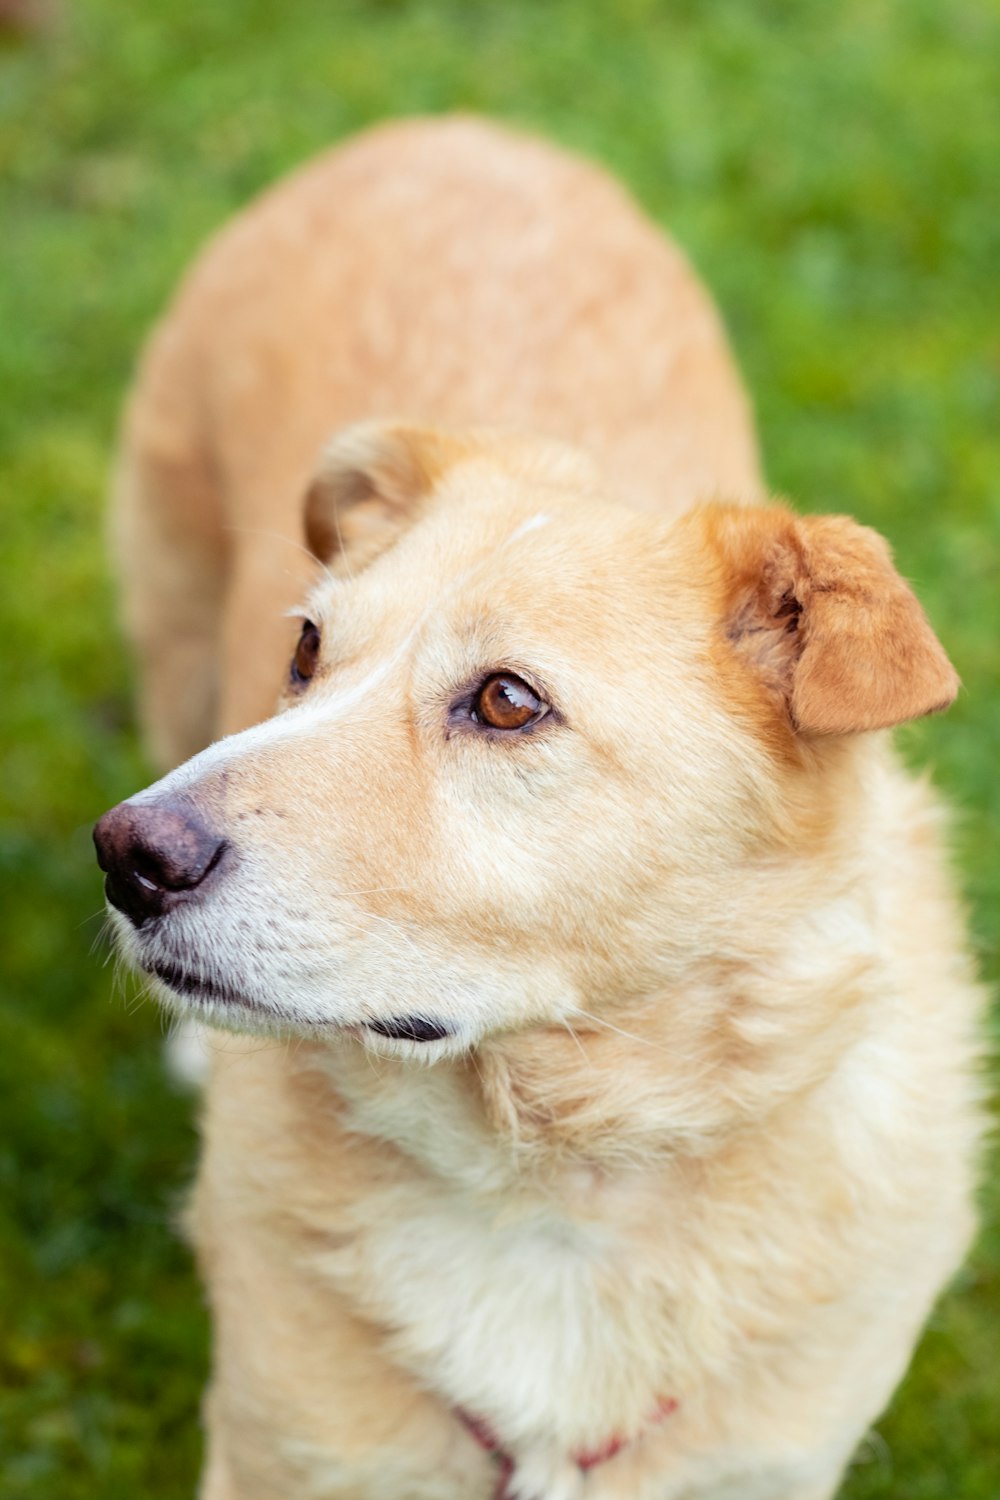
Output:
[{"xmin": 302, "ymin": 577, "xmax": 347, "ymax": 620}]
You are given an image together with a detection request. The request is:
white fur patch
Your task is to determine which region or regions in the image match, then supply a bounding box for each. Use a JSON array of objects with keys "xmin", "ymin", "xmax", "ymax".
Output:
[
  {"xmin": 506, "ymin": 511, "xmax": 551, "ymax": 545},
  {"xmin": 131, "ymin": 628, "xmax": 419, "ymax": 803},
  {"xmin": 163, "ymin": 1015, "xmax": 213, "ymax": 1089}
]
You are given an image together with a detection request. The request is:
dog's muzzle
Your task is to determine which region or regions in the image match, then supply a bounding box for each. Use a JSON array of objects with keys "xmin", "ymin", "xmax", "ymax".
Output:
[{"xmin": 93, "ymin": 795, "xmax": 228, "ymax": 928}]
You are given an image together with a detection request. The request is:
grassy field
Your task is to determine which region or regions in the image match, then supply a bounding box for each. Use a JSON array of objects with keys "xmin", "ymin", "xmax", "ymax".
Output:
[{"xmin": 1, "ymin": 1, "xmax": 997, "ymax": 1495}]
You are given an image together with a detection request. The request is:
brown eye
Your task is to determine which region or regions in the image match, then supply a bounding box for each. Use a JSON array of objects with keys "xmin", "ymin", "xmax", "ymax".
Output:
[
  {"xmin": 473, "ymin": 674, "xmax": 548, "ymax": 731},
  {"xmin": 291, "ymin": 621, "xmax": 320, "ymax": 686}
]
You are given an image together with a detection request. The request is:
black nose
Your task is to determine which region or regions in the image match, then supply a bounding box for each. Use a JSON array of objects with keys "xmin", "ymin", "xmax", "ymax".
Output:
[{"xmin": 93, "ymin": 796, "xmax": 228, "ymax": 928}]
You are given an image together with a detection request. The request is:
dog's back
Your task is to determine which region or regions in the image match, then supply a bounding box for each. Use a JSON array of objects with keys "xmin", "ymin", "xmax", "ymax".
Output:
[{"xmin": 114, "ymin": 117, "xmax": 760, "ymax": 766}]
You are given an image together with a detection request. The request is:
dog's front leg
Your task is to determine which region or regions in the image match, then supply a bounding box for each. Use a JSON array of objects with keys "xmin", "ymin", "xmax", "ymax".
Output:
[{"xmin": 199, "ymin": 1403, "xmax": 240, "ymax": 1500}]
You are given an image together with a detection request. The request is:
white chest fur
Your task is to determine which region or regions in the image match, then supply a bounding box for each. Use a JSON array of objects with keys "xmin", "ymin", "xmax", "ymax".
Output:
[{"xmin": 315, "ymin": 1056, "xmax": 682, "ymax": 1465}]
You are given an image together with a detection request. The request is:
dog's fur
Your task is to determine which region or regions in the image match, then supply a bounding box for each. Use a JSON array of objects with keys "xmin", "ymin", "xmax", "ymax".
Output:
[{"xmin": 105, "ymin": 118, "xmax": 983, "ymax": 1500}]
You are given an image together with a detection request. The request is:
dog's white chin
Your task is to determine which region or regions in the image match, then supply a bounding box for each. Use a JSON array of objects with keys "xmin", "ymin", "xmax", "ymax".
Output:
[
  {"xmin": 352, "ymin": 1027, "xmax": 471, "ymax": 1064},
  {"xmin": 147, "ymin": 967, "xmax": 316, "ymax": 1034},
  {"xmin": 108, "ymin": 904, "xmax": 478, "ymax": 1062},
  {"xmin": 161, "ymin": 1012, "xmax": 463, "ymax": 1092},
  {"xmin": 143, "ymin": 961, "xmax": 471, "ymax": 1063}
]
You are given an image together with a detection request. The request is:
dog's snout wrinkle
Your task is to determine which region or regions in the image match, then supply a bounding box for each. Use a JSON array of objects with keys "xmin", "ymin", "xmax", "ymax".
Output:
[{"xmin": 93, "ymin": 796, "xmax": 228, "ymax": 927}]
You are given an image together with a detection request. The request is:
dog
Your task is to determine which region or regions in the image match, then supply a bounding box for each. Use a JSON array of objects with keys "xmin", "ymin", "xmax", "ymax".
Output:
[{"xmin": 94, "ymin": 118, "xmax": 984, "ymax": 1500}]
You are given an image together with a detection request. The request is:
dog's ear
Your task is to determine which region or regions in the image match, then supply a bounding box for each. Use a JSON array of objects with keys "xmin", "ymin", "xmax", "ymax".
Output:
[
  {"xmin": 695, "ymin": 503, "xmax": 958, "ymax": 736},
  {"xmin": 305, "ymin": 421, "xmax": 463, "ymax": 565},
  {"xmin": 305, "ymin": 421, "xmax": 602, "ymax": 567}
]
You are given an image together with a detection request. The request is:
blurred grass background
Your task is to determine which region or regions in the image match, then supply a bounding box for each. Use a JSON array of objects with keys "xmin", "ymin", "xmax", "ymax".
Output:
[{"xmin": 0, "ymin": 1, "xmax": 997, "ymax": 1495}]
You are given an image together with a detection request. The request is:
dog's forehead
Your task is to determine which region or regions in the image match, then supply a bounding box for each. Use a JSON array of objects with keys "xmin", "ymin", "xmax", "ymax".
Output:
[{"xmin": 306, "ymin": 490, "xmax": 679, "ymax": 646}]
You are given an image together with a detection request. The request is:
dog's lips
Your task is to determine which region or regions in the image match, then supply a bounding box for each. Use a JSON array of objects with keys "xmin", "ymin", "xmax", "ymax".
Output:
[
  {"xmin": 145, "ymin": 962, "xmax": 457, "ymax": 1049},
  {"xmin": 148, "ymin": 958, "xmax": 261, "ymax": 1014},
  {"xmin": 364, "ymin": 1014, "xmax": 454, "ymax": 1044}
]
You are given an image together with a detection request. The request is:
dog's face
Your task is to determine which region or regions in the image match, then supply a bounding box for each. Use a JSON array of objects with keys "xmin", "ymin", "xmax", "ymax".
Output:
[{"xmin": 96, "ymin": 424, "xmax": 957, "ymax": 1062}]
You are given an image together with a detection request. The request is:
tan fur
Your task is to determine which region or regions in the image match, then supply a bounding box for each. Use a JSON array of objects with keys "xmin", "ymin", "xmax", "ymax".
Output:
[{"xmin": 107, "ymin": 119, "xmax": 983, "ymax": 1500}]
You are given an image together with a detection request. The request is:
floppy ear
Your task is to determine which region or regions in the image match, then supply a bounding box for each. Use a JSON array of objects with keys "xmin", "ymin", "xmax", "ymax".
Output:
[
  {"xmin": 699, "ymin": 503, "xmax": 959, "ymax": 736},
  {"xmin": 304, "ymin": 421, "xmax": 463, "ymax": 565}
]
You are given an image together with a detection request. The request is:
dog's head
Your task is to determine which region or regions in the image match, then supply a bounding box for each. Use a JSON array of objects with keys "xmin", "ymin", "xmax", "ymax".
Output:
[{"xmin": 95, "ymin": 423, "xmax": 957, "ymax": 1067}]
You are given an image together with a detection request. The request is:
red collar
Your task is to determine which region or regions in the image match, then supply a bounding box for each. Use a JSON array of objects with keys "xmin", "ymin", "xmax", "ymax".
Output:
[{"xmin": 458, "ymin": 1398, "xmax": 678, "ymax": 1497}]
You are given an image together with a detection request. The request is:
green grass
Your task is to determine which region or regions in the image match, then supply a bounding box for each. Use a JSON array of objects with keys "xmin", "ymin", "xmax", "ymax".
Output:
[{"xmin": 1, "ymin": 1, "xmax": 997, "ymax": 1495}]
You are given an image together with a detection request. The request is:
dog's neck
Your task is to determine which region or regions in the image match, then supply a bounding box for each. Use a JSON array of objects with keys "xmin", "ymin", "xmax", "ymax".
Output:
[
  {"xmin": 316, "ymin": 741, "xmax": 913, "ymax": 1191},
  {"xmin": 321, "ymin": 882, "xmax": 884, "ymax": 1194}
]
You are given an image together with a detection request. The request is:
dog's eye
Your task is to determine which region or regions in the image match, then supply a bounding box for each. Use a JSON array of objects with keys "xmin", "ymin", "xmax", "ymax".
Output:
[
  {"xmin": 291, "ymin": 620, "xmax": 321, "ymax": 687},
  {"xmin": 472, "ymin": 674, "xmax": 548, "ymax": 731}
]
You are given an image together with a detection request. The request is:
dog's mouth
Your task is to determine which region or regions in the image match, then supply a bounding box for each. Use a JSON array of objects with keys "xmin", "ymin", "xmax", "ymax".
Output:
[
  {"xmin": 147, "ymin": 959, "xmax": 455, "ymax": 1048},
  {"xmin": 365, "ymin": 1014, "xmax": 454, "ymax": 1043},
  {"xmin": 148, "ymin": 959, "xmax": 262, "ymax": 1014}
]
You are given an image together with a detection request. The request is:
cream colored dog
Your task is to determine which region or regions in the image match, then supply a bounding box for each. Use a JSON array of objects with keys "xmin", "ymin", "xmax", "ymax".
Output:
[{"xmin": 94, "ymin": 118, "xmax": 984, "ymax": 1500}]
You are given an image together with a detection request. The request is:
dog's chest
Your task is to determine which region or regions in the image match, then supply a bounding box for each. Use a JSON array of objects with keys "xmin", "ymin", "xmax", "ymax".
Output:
[
  {"xmin": 310, "ymin": 1060, "xmax": 692, "ymax": 1451},
  {"xmin": 323, "ymin": 1160, "xmax": 677, "ymax": 1454}
]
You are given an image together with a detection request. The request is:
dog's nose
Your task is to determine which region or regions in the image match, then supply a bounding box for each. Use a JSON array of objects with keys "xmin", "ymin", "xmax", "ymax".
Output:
[{"xmin": 93, "ymin": 796, "xmax": 228, "ymax": 928}]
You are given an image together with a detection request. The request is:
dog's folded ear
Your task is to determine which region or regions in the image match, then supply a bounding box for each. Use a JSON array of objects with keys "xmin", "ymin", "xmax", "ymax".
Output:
[
  {"xmin": 694, "ymin": 502, "xmax": 959, "ymax": 736},
  {"xmin": 305, "ymin": 420, "xmax": 601, "ymax": 568},
  {"xmin": 305, "ymin": 421, "xmax": 463, "ymax": 565}
]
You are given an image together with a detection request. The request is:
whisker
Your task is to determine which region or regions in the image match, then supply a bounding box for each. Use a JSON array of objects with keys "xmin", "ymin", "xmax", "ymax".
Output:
[
  {"xmin": 78, "ymin": 907, "xmax": 109, "ymax": 935},
  {"xmin": 566, "ymin": 1005, "xmax": 666, "ymax": 1053},
  {"xmin": 354, "ymin": 908, "xmax": 424, "ymax": 959},
  {"xmin": 560, "ymin": 1018, "xmax": 591, "ymax": 1066},
  {"xmin": 362, "ymin": 1044, "xmax": 386, "ymax": 1079},
  {"xmin": 328, "ymin": 503, "xmax": 356, "ymax": 586},
  {"xmin": 91, "ymin": 929, "xmax": 112, "ymax": 960},
  {"xmin": 224, "ymin": 525, "xmax": 336, "ymax": 586},
  {"xmin": 337, "ymin": 885, "xmax": 416, "ymax": 899}
]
